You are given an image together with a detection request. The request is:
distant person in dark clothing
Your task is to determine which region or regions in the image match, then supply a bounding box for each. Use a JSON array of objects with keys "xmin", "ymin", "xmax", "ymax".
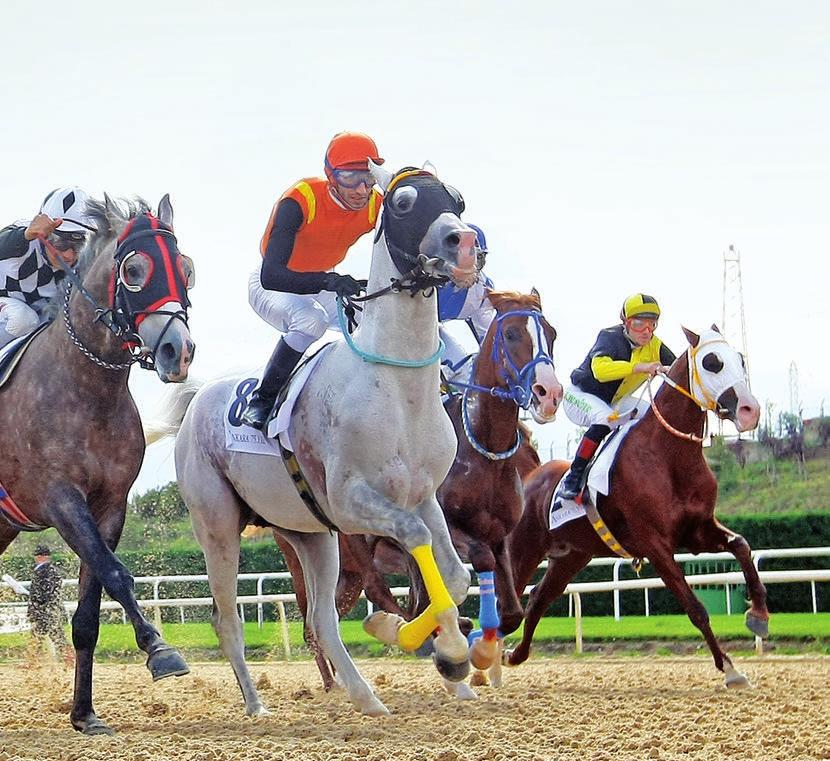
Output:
[{"xmin": 27, "ymin": 544, "xmax": 72, "ymax": 664}]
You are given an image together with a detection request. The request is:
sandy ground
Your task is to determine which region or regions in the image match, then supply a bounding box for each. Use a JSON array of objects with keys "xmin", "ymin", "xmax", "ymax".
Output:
[{"xmin": 0, "ymin": 657, "xmax": 828, "ymax": 761}]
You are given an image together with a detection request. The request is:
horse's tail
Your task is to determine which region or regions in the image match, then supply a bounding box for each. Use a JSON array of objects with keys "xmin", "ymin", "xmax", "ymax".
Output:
[{"xmin": 143, "ymin": 377, "xmax": 205, "ymax": 444}]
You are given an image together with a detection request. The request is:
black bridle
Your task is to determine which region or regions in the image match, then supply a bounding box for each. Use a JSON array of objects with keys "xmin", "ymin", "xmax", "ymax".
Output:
[{"xmin": 51, "ymin": 220, "xmax": 190, "ymax": 371}]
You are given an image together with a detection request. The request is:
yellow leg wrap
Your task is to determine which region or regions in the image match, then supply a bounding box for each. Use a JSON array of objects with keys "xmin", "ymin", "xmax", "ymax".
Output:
[{"xmin": 398, "ymin": 544, "xmax": 456, "ymax": 652}]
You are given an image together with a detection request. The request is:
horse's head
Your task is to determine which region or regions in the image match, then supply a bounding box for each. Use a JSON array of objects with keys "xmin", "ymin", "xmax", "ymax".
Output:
[
  {"xmin": 481, "ymin": 289, "xmax": 563, "ymax": 423},
  {"xmin": 369, "ymin": 162, "xmax": 477, "ymax": 288},
  {"xmin": 682, "ymin": 325, "xmax": 760, "ymax": 432},
  {"xmin": 79, "ymin": 195, "xmax": 195, "ymax": 382}
]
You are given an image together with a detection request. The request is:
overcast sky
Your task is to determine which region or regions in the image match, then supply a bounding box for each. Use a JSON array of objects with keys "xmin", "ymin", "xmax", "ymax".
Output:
[{"xmin": 2, "ymin": 1, "xmax": 827, "ymax": 494}]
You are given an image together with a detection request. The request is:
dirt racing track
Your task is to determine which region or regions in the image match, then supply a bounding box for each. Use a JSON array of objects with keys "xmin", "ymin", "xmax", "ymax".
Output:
[{"xmin": 0, "ymin": 657, "xmax": 828, "ymax": 761}]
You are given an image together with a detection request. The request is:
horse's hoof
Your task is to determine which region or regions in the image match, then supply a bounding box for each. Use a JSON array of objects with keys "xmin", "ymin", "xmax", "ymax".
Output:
[
  {"xmin": 445, "ymin": 679, "xmax": 478, "ymax": 700},
  {"xmin": 147, "ymin": 645, "xmax": 190, "ymax": 681},
  {"xmin": 745, "ymin": 611, "xmax": 769, "ymax": 638},
  {"xmin": 433, "ymin": 653, "xmax": 470, "ymax": 683},
  {"xmin": 358, "ymin": 695, "xmax": 390, "ymax": 717},
  {"xmin": 724, "ymin": 666, "xmax": 751, "ymax": 689},
  {"xmin": 469, "ymin": 637, "xmax": 498, "ymax": 671},
  {"xmin": 469, "ymin": 670, "xmax": 489, "ymax": 688},
  {"xmin": 363, "ymin": 611, "xmax": 404, "ymax": 646},
  {"xmin": 74, "ymin": 714, "xmax": 115, "ymax": 736},
  {"xmin": 246, "ymin": 704, "xmax": 272, "ymax": 717}
]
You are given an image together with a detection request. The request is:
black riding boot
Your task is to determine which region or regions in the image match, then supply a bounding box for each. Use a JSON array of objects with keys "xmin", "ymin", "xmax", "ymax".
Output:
[
  {"xmin": 240, "ymin": 339, "xmax": 304, "ymax": 431},
  {"xmin": 559, "ymin": 424, "xmax": 611, "ymax": 500}
]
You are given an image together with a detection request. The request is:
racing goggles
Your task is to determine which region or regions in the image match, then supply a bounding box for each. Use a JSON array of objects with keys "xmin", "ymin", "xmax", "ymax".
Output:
[
  {"xmin": 629, "ymin": 317, "xmax": 658, "ymax": 331},
  {"xmin": 52, "ymin": 229, "xmax": 88, "ymax": 249},
  {"xmin": 331, "ymin": 169, "xmax": 375, "ymax": 189}
]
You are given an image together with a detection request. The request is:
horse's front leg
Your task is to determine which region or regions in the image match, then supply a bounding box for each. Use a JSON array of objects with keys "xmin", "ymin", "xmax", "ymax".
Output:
[
  {"xmin": 463, "ymin": 541, "xmax": 501, "ymax": 673},
  {"xmin": 696, "ymin": 520, "xmax": 769, "ymax": 638},
  {"xmin": 354, "ymin": 486, "xmax": 470, "ymax": 682},
  {"xmin": 647, "ymin": 545, "xmax": 750, "ymax": 688},
  {"xmin": 47, "ymin": 486, "xmax": 189, "ymax": 685}
]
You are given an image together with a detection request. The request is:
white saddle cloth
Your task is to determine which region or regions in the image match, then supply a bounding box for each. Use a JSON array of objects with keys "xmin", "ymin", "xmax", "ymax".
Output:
[
  {"xmin": 223, "ymin": 342, "xmax": 335, "ymax": 456},
  {"xmin": 548, "ymin": 418, "xmax": 639, "ymax": 530}
]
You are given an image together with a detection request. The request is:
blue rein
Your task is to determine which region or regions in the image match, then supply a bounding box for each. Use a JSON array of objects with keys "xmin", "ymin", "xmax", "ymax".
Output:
[{"xmin": 336, "ymin": 297, "xmax": 445, "ymax": 368}]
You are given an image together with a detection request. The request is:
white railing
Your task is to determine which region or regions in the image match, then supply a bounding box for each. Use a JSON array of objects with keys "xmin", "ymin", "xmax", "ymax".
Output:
[{"xmin": 1, "ymin": 547, "xmax": 827, "ymax": 655}]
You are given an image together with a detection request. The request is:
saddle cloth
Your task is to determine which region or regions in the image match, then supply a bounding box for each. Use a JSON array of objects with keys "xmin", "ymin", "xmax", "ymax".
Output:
[
  {"xmin": 223, "ymin": 342, "xmax": 335, "ymax": 456},
  {"xmin": 548, "ymin": 418, "xmax": 638, "ymax": 530}
]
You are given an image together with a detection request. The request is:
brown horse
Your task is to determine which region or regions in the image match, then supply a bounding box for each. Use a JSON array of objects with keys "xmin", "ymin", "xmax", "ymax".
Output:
[
  {"xmin": 0, "ymin": 196, "xmax": 195, "ymax": 734},
  {"xmin": 506, "ymin": 327, "xmax": 766, "ymax": 687}
]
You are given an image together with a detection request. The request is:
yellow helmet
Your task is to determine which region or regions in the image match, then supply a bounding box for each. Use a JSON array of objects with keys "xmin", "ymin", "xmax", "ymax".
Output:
[{"xmin": 621, "ymin": 293, "xmax": 661, "ymax": 321}]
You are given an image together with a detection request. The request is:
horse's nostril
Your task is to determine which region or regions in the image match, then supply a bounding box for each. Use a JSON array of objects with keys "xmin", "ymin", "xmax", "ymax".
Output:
[
  {"xmin": 446, "ymin": 233, "xmax": 460, "ymax": 247},
  {"xmin": 159, "ymin": 342, "xmax": 176, "ymax": 362},
  {"xmin": 533, "ymin": 384, "xmax": 547, "ymax": 398}
]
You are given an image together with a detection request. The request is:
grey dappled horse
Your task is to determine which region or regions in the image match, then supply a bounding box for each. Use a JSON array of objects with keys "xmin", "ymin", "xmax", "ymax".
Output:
[
  {"xmin": 153, "ymin": 164, "xmax": 479, "ymax": 716},
  {"xmin": 0, "ymin": 196, "xmax": 195, "ymax": 734}
]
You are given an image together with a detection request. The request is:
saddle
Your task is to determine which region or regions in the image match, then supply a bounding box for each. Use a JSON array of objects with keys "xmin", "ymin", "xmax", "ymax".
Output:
[
  {"xmin": 0, "ymin": 322, "xmax": 50, "ymax": 391},
  {"xmin": 549, "ymin": 422, "xmax": 639, "ymax": 561}
]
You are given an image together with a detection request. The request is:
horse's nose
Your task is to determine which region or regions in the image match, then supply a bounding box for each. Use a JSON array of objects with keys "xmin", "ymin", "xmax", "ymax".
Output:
[
  {"xmin": 736, "ymin": 399, "xmax": 760, "ymax": 432},
  {"xmin": 532, "ymin": 365, "xmax": 563, "ymax": 420},
  {"xmin": 445, "ymin": 229, "xmax": 476, "ymax": 270}
]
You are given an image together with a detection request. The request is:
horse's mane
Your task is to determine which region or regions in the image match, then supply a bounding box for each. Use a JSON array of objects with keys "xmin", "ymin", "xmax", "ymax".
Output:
[
  {"xmin": 487, "ymin": 290, "xmax": 542, "ymax": 312},
  {"xmin": 75, "ymin": 196, "xmax": 152, "ymax": 278}
]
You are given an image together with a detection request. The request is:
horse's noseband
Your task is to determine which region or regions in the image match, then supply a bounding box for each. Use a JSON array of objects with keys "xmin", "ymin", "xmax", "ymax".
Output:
[{"xmin": 449, "ymin": 310, "xmax": 554, "ymax": 410}]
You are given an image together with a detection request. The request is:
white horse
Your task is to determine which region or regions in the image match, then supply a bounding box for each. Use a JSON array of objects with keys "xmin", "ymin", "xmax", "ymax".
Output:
[{"xmin": 151, "ymin": 164, "xmax": 479, "ymax": 717}]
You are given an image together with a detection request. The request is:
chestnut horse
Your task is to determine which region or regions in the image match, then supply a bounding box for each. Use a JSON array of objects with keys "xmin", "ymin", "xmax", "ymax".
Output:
[
  {"xmin": 0, "ymin": 196, "xmax": 195, "ymax": 734},
  {"xmin": 506, "ymin": 326, "xmax": 766, "ymax": 687}
]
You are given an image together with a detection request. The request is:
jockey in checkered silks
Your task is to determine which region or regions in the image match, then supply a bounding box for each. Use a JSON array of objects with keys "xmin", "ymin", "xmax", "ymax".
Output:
[{"xmin": 0, "ymin": 187, "xmax": 95, "ymax": 349}]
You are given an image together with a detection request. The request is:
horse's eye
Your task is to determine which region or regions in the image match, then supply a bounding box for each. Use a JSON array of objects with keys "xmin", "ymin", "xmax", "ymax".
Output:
[
  {"xmin": 702, "ymin": 352, "xmax": 724, "ymax": 373},
  {"xmin": 504, "ymin": 327, "xmax": 519, "ymax": 342},
  {"xmin": 119, "ymin": 251, "xmax": 153, "ymax": 292},
  {"xmin": 390, "ymin": 185, "xmax": 417, "ymax": 215}
]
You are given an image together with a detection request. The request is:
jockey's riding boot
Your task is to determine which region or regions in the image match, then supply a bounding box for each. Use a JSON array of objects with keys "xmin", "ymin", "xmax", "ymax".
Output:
[
  {"xmin": 559, "ymin": 424, "xmax": 611, "ymax": 500},
  {"xmin": 240, "ymin": 338, "xmax": 304, "ymax": 431},
  {"xmin": 559, "ymin": 455, "xmax": 591, "ymax": 500}
]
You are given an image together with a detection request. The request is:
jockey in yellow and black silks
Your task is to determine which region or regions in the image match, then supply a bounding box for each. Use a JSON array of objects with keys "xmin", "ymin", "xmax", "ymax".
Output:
[
  {"xmin": 242, "ymin": 132, "xmax": 384, "ymax": 430},
  {"xmin": 559, "ymin": 293, "xmax": 677, "ymax": 500}
]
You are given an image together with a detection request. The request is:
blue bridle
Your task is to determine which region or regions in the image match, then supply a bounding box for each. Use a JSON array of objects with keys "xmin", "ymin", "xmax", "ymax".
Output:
[{"xmin": 448, "ymin": 309, "xmax": 555, "ymax": 409}]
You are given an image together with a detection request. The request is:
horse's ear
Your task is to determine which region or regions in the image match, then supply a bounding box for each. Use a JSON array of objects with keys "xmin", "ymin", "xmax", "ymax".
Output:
[
  {"xmin": 531, "ymin": 286, "xmax": 542, "ymax": 307},
  {"xmin": 422, "ymin": 160, "xmax": 438, "ymax": 176},
  {"xmin": 682, "ymin": 326, "xmax": 700, "ymax": 347},
  {"xmin": 369, "ymin": 158, "xmax": 394, "ymax": 192},
  {"xmin": 711, "ymin": 323, "xmax": 721, "ymax": 334},
  {"xmin": 102, "ymin": 193, "xmax": 127, "ymax": 236},
  {"xmin": 158, "ymin": 194, "xmax": 174, "ymax": 229}
]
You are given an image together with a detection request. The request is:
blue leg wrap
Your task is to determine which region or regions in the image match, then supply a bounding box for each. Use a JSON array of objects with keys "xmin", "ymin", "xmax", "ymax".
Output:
[{"xmin": 477, "ymin": 571, "xmax": 500, "ymax": 632}]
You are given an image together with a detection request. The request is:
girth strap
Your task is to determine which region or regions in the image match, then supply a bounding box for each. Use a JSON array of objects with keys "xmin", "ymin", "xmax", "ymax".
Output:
[
  {"xmin": 278, "ymin": 441, "xmax": 340, "ymax": 534},
  {"xmin": 582, "ymin": 501, "xmax": 643, "ymax": 573}
]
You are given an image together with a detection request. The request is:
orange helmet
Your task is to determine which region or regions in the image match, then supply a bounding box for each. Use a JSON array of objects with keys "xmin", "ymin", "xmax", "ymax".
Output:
[{"xmin": 324, "ymin": 132, "xmax": 383, "ymax": 174}]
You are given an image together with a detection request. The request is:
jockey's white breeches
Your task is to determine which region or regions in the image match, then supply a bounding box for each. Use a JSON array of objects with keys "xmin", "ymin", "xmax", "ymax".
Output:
[
  {"xmin": 248, "ymin": 269, "xmax": 340, "ymax": 353},
  {"xmin": 0, "ymin": 298, "xmax": 41, "ymax": 349},
  {"xmin": 563, "ymin": 384, "xmax": 641, "ymax": 429}
]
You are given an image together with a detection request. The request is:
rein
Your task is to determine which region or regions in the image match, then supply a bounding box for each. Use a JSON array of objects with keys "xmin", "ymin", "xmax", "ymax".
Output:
[
  {"xmin": 460, "ymin": 388, "xmax": 521, "ymax": 461},
  {"xmin": 336, "ymin": 298, "xmax": 444, "ymax": 367}
]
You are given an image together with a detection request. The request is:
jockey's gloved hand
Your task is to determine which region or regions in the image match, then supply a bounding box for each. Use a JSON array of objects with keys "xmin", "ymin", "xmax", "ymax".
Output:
[{"xmin": 324, "ymin": 273, "xmax": 367, "ymax": 298}]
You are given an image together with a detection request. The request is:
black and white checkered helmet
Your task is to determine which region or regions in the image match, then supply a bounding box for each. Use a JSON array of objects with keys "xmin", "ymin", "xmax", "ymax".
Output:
[{"xmin": 40, "ymin": 186, "xmax": 92, "ymax": 232}]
